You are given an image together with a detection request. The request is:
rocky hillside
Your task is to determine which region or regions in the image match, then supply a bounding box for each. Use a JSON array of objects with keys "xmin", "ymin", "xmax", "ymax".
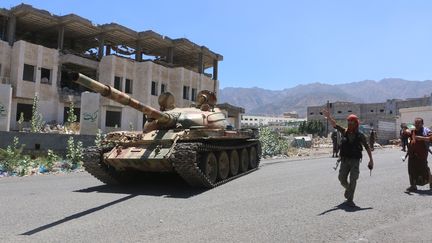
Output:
[{"xmin": 218, "ymin": 78, "xmax": 432, "ymax": 117}]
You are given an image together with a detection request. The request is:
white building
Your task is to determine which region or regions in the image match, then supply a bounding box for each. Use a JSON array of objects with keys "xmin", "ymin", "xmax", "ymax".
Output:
[
  {"xmin": 0, "ymin": 4, "xmax": 224, "ymax": 133},
  {"xmin": 240, "ymin": 114, "xmax": 305, "ymax": 128}
]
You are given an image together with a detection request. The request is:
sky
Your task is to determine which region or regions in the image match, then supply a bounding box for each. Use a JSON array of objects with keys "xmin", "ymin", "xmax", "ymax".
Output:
[{"xmin": 3, "ymin": 0, "xmax": 432, "ymax": 90}]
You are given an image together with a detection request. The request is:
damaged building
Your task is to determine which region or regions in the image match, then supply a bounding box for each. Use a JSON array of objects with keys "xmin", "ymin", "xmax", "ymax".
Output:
[{"xmin": 0, "ymin": 4, "xmax": 231, "ymax": 133}]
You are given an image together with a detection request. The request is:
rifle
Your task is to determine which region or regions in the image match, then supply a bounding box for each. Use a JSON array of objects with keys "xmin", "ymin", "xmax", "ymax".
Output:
[{"xmin": 333, "ymin": 158, "xmax": 341, "ymax": 170}]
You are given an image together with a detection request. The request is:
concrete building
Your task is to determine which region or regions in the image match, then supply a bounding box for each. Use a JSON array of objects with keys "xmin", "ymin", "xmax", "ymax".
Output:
[
  {"xmin": 397, "ymin": 106, "xmax": 432, "ymax": 135},
  {"xmin": 0, "ymin": 4, "xmax": 227, "ymax": 133},
  {"xmin": 307, "ymin": 95, "xmax": 432, "ymax": 143},
  {"xmin": 240, "ymin": 114, "xmax": 305, "ymax": 128}
]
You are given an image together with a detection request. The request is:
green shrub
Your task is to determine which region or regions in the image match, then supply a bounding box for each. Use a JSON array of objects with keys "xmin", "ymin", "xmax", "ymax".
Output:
[
  {"xmin": 66, "ymin": 136, "xmax": 83, "ymax": 169},
  {"xmin": 259, "ymin": 127, "xmax": 289, "ymax": 157},
  {"xmin": 0, "ymin": 137, "xmax": 31, "ymax": 174},
  {"xmin": 30, "ymin": 94, "xmax": 45, "ymax": 133}
]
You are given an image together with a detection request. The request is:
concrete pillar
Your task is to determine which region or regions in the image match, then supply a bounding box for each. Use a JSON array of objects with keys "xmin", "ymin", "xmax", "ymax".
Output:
[
  {"xmin": 0, "ymin": 84, "xmax": 12, "ymax": 131},
  {"xmin": 7, "ymin": 15, "xmax": 16, "ymax": 46},
  {"xmin": 79, "ymin": 92, "xmax": 100, "ymax": 135},
  {"xmin": 57, "ymin": 64, "xmax": 62, "ymax": 87},
  {"xmin": 135, "ymin": 49, "xmax": 142, "ymax": 61},
  {"xmin": 57, "ymin": 25, "xmax": 65, "ymax": 50},
  {"xmin": 236, "ymin": 112, "xmax": 242, "ymax": 129},
  {"xmin": 213, "ymin": 59, "xmax": 218, "ymax": 80},
  {"xmin": 198, "ymin": 52, "xmax": 203, "ymax": 74},
  {"xmin": 98, "ymin": 35, "xmax": 105, "ymax": 60},
  {"xmin": 105, "ymin": 45, "xmax": 111, "ymax": 56},
  {"xmin": 167, "ymin": 47, "xmax": 174, "ymax": 64}
]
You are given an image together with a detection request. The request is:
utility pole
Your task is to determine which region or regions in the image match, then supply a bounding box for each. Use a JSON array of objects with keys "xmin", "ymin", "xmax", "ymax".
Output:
[{"xmin": 326, "ymin": 100, "xmax": 329, "ymax": 137}]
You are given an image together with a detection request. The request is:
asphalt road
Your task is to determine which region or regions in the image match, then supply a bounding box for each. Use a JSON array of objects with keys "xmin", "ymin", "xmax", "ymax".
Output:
[{"xmin": 1, "ymin": 148, "xmax": 431, "ymax": 243}]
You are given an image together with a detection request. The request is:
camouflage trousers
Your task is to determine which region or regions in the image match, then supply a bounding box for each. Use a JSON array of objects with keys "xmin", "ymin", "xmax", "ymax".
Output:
[{"xmin": 338, "ymin": 157, "xmax": 360, "ymax": 202}]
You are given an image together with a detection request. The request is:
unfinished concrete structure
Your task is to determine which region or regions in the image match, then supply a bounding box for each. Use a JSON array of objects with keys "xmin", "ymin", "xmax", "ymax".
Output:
[
  {"xmin": 0, "ymin": 4, "xmax": 224, "ymax": 133},
  {"xmin": 307, "ymin": 95, "xmax": 432, "ymax": 143}
]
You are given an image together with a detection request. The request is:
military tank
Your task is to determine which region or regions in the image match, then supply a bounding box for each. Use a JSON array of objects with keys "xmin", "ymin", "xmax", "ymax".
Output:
[{"xmin": 71, "ymin": 73, "xmax": 261, "ymax": 188}]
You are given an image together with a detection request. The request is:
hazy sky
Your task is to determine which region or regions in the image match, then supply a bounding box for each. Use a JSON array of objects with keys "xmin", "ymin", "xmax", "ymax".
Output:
[{"xmin": 3, "ymin": 0, "xmax": 432, "ymax": 90}]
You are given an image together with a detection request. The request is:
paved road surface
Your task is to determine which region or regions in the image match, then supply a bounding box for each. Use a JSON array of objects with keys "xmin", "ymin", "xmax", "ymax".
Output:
[{"xmin": 1, "ymin": 148, "xmax": 431, "ymax": 242}]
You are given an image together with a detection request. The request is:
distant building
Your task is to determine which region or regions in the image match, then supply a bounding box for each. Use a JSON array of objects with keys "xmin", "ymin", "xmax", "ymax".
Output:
[
  {"xmin": 283, "ymin": 111, "xmax": 299, "ymax": 118},
  {"xmin": 240, "ymin": 114, "xmax": 305, "ymax": 130},
  {"xmin": 307, "ymin": 95, "xmax": 432, "ymax": 143},
  {"xmin": 0, "ymin": 4, "xmax": 224, "ymax": 133},
  {"xmin": 398, "ymin": 106, "xmax": 432, "ymax": 136}
]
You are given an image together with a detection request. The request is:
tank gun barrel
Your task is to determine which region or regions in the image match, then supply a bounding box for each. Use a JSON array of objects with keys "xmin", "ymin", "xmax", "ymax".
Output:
[{"xmin": 70, "ymin": 72, "xmax": 172, "ymax": 124}]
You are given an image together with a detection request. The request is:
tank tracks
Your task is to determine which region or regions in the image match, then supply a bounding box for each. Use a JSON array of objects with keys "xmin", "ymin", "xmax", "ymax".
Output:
[
  {"xmin": 82, "ymin": 141, "xmax": 261, "ymax": 188},
  {"xmin": 81, "ymin": 146, "xmax": 125, "ymax": 185},
  {"xmin": 170, "ymin": 141, "xmax": 261, "ymax": 188}
]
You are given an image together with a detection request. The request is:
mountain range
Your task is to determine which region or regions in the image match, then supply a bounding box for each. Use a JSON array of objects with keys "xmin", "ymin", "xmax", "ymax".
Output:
[{"xmin": 218, "ymin": 78, "xmax": 432, "ymax": 117}]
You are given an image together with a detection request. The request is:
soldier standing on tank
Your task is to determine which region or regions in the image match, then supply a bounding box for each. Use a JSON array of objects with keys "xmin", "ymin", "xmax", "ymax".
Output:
[{"xmin": 322, "ymin": 108, "xmax": 374, "ymax": 207}]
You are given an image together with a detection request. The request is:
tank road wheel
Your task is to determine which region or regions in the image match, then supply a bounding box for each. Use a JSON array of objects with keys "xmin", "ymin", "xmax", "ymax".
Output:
[
  {"xmin": 217, "ymin": 151, "xmax": 230, "ymax": 180},
  {"xmin": 229, "ymin": 150, "xmax": 240, "ymax": 176},
  {"xmin": 249, "ymin": 146, "xmax": 258, "ymax": 169},
  {"xmin": 200, "ymin": 152, "xmax": 218, "ymax": 184},
  {"xmin": 239, "ymin": 148, "xmax": 249, "ymax": 172}
]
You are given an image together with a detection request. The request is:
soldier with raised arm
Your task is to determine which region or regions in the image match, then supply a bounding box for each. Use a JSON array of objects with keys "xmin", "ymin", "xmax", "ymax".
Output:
[{"xmin": 322, "ymin": 108, "xmax": 374, "ymax": 207}]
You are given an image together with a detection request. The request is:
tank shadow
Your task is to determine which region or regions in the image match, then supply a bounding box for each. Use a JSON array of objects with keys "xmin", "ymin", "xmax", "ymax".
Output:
[
  {"xmin": 318, "ymin": 202, "xmax": 373, "ymax": 215},
  {"xmin": 75, "ymin": 174, "xmax": 207, "ymax": 198},
  {"xmin": 22, "ymin": 175, "xmax": 206, "ymax": 235}
]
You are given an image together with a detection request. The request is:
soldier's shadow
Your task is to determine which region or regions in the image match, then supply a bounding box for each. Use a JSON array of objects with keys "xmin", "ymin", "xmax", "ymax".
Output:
[
  {"xmin": 404, "ymin": 189, "xmax": 432, "ymax": 196},
  {"xmin": 318, "ymin": 202, "xmax": 373, "ymax": 215}
]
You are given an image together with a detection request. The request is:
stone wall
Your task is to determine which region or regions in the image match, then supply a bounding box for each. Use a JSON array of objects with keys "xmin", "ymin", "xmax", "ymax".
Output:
[{"xmin": 0, "ymin": 131, "xmax": 95, "ymax": 156}]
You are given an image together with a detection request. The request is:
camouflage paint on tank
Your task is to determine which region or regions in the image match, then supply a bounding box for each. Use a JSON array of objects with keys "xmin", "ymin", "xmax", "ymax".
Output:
[{"xmin": 104, "ymin": 129, "xmax": 185, "ymax": 171}]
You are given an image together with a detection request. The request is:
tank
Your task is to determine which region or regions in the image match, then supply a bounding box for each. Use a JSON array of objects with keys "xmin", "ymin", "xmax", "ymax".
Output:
[{"xmin": 71, "ymin": 73, "xmax": 261, "ymax": 188}]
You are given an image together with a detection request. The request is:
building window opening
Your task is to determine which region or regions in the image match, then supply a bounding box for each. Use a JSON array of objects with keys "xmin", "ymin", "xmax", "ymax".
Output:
[
  {"xmin": 23, "ymin": 64, "xmax": 35, "ymax": 82},
  {"xmin": 125, "ymin": 79, "xmax": 133, "ymax": 94},
  {"xmin": 183, "ymin": 86, "xmax": 190, "ymax": 100},
  {"xmin": 40, "ymin": 68, "xmax": 51, "ymax": 84},
  {"xmin": 370, "ymin": 109, "xmax": 374, "ymax": 112},
  {"xmin": 161, "ymin": 83, "xmax": 166, "ymax": 93},
  {"xmin": 151, "ymin": 81, "xmax": 158, "ymax": 96},
  {"xmin": 16, "ymin": 103, "xmax": 32, "ymax": 121},
  {"xmin": 114, "ymin": 76, "xmax": 122, "ymax": 91},
  {"xmin": 106, "ymin": 111, "xmax": 121, "ymax": 127}
]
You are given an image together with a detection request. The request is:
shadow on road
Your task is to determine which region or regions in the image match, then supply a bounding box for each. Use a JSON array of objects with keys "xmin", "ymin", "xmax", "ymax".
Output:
[
  {"xmin": 318, "ymin": 202, "xmax": 373, "ymax": 215},
  {"xmin": 22, "ymin": 175, "xmax": 208, "ymax": 236},
  {"xmin": 75, "ymin": 173, "xmax": 207, "ymax": 198},
  {"xmin": 404, "ymin": 189, "xmax": 432, "ymax": 196},
  {"xmin": 21, "ymin": 194, "xmax": 137, "ymax": 236}
]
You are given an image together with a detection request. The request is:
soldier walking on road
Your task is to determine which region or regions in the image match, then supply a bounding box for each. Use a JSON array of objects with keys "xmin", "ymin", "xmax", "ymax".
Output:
[
  {"xmin": 403, "ymin": 117, "xmax": 432, "ymax": 192},
  {"xmin": 369, "ymin": 128, "xmax": 377, "ymax": 151},
  {"xmin": 322, "ymin": 109, "xmax": 374, "ymax": 207},
  {"xmin": 331, "ymin": 129, "xmax": 340, "ymax": 157}
]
